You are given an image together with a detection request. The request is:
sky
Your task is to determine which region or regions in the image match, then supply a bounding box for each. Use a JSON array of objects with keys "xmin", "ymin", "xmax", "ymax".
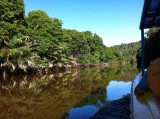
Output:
[{"xmin": 24, "ymin": 0, "xmax": 144, "ymax": 47}]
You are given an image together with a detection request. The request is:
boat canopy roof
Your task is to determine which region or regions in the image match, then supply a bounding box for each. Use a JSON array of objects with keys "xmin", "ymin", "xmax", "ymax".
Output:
[{"xmin": 140, "ymin": 0, "xmax": 160, "ymax": 29}]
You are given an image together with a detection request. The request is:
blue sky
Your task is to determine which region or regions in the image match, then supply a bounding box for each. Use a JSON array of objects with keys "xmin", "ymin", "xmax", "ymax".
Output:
[{"xmin": 24, "ymin": 0, "xmax": 144, "ymax": 46}]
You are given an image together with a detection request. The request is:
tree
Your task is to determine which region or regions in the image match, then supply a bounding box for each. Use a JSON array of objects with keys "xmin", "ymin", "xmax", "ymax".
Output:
[
  {"xmin": 26, "ymin": 10, "xmax": 62, "ymax": 42},
  {"xmin": 26, "ymin": 10, "xmax": 64, "ymax": 62},
  {"xmin": 0, "ymin": 0, "xmax": 125, "ymax": 74},
  {"xmin": 0, "ymin": 36, "xmax": 38, "ymax": 73},
  {"xmin": 0, "ymin": 0, "xmax": 26, "ymax": 38},
  {"xmin": 113, "ymin": 41, "xmax": 140, "ymax": 64},
  {"xmin": 136, "ymin": 28, "xmax": 160, "ymax": 69}
]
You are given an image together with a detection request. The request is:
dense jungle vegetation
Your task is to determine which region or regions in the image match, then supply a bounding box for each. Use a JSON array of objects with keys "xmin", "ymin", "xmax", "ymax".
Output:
[{"xmin": 0, "ymin": 0, "xmax": 140, "ymax": 74}]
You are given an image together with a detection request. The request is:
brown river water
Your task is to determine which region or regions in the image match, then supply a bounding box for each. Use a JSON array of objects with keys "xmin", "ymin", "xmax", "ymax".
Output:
[{"xmin": 0, "ymin": 65, "xmax": 138, "ymax": 119}]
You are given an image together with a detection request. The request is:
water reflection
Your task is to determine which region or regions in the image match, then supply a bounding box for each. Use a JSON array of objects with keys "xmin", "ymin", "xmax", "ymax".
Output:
[
  {"xmin": 107, "ymin": 81, "xmax": 132, "ymax": 101},
  {"xmin": 0, "ymin": 65, "xmax": 138, "ymax": 119},
  {"xmin": 66, "ymin": 105, "xmax": 98, "ymax": 119},
  {"xmin": 65, "ymin": 81, "xmax": 132, "ymax": 119}
]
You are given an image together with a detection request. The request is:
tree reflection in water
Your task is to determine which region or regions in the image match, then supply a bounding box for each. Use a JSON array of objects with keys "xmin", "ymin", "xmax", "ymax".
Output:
[{"xmin": 0, "ymin": 65, "xmax": 138, "ymax": 119}]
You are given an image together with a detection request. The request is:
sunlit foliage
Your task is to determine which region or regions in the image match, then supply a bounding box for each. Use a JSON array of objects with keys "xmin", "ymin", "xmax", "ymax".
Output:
[{"xmin": 0, "ymin": 0, "xmax": 128, "ymax": 73}]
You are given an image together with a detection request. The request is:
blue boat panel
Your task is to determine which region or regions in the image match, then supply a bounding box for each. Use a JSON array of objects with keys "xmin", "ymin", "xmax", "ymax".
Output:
[
  {"xmin": 155, "ymin": 16, "xmax": 160, "ymax": 23},
  {"xmin": 139, "ymin": 0, "xmax": 160, "ymax": 74},
  {"xmin": 148, "ymin": 0, "xmax": 160, "ymax": 11},
  {"xmin": 140, "ymin": 0, "xmax": 160, "ymax": 29}
]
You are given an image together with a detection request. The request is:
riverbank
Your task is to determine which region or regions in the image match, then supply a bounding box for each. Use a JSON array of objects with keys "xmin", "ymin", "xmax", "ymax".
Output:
[
  {"xmin": 0, "ymin": 61, "xmax": 128, "ymax": 75},
  {"xmin": 91, "ymin": 94, "xmax": 131, "ymax": 119}
]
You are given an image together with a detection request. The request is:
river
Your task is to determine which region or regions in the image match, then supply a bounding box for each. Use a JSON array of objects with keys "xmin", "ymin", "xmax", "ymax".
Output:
[{"xmin": 0, "ymin": 65, "xmax": 138, "ymax": 119}]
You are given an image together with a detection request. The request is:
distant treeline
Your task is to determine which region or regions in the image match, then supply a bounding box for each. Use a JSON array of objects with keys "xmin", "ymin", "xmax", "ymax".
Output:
[
  {"xmin": 112, "ymin": 42, "xmax": 141, "ymax": 65},
  {"xmin": 0, "ymin": 0, "xmax": 139, "ymax": 74},
  {"xmin": 112, "ymin": 28, "xmax": 160, "ymax": 70}
]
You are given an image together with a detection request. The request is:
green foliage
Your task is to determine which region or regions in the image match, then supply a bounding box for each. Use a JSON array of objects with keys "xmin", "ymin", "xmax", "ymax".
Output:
[
  {"xmin": 112, "ymin": 42, "xmax": 141, "ymax": 65},
  {"xmin": 136, "ymin": 28, "xmax": 160, "ymax": 69},
  {"xmin": 0, "ymin": 0, "xmax": 126, "ymax": 73},
  {"xmin": 26, "ymin": 10, "xmax": 62, "ymax": 42},
  {"xmin": 0, "ymin": 0, "xmax": 26, "ymax": 38},
  {"xmin": 61, "ymin": 30, "xmax": 122, "ymax": 64},
  {"xmin": 0, "ymin": 36, "xmax": 37, "ymax": 73},
  {"xmin": 25, "ymin": 10, "xmax": 72, "ymax": 65}
]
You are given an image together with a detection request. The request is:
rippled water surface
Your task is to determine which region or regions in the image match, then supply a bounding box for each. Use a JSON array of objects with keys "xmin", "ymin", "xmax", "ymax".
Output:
[{"xmin": 0, "ymin": 65, "xmax": 138, "ymax": 119}]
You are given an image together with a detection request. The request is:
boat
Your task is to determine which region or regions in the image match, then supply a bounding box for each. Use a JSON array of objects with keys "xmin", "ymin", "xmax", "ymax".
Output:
[
  {"xmin": 131, "ymin": 73, "xmax": 160, "ymax": 119},
  {"xmin": 131, "ymin": 0, "xmax": 160, "ymax": 118}
]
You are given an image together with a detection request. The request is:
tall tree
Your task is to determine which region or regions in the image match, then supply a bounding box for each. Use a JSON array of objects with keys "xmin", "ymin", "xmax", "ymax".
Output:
[
  {"xmin": 26, "ymin": 10, "xmax": 62, "ymax": 42},
  {"xmin": 26, "ymin": 10, "xmax": 63, "ymax": 60},
  {"xmin": 0, "ymin": 0, "xmax": 26, "ymax": 38}
]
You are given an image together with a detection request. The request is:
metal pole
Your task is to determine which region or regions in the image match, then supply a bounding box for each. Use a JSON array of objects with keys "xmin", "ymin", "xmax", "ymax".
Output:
[{"xmin": 141, "ymin": 29, "xmax": 145, "ymax": 75}]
